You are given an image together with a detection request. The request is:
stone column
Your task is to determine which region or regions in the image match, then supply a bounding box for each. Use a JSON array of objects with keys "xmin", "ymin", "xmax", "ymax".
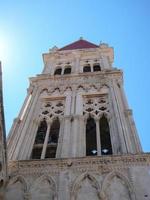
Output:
[
  {"xmin": 56, "ymin": 117, "xmax": 64, "ymax": 158},
  {"xmin": 95, "ymin": 118, "xmax": 101, "ymax": 156},
  {"xmin": 61, "ymin": 116, "xmax": 72, "ymax": 158},
  {"xmin": 64, "ymin": 90, "xmax": 72, "ymax": 115},
  {"xmin": 76, "ymin": 92, "xmax": 83, "ymax": 115},
  {"xmin": 41, "ymin": 121, "xmax": 51, "ymax": 159}
]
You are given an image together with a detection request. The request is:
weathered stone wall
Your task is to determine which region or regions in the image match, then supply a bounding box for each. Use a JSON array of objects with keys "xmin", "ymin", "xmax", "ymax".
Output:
[{"xmin": 5, "ymin": 154, "xmax": 150, "ymax": 200}]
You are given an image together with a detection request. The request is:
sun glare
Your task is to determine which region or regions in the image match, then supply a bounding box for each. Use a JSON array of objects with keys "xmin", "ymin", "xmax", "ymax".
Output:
[
  {"xmin": 0, "ymin": 38, "xmax": 8, "ymax": 61},
  {"xmin": 0, "ymin": 36, "xmax": 11, "ymax": 63}
]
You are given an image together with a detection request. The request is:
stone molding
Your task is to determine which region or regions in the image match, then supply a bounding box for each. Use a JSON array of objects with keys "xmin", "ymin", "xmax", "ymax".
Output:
[{"xmin": 8, "ymin": 153, "xmax": 150, "ymax": 176}]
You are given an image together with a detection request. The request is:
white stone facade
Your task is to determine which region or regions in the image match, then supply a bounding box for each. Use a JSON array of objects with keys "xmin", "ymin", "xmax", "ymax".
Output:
[{"xmin": 4, "ymin": 39, "xmax": 150, "ymax": 199}]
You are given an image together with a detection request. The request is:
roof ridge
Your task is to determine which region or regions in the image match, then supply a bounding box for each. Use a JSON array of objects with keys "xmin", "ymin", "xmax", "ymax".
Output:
[{"xmin": 59, "ymin": 39, "xmax": 99, "ymax": 51}]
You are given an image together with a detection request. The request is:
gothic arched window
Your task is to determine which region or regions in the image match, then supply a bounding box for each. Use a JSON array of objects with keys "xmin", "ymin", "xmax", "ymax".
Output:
[
  {"xmin": 100, "ymin": 115, "xmax": 112, "ymax": 155},
  {"xmin": 64, "ymin": 66, "xmax": 71, "ymax": 74},
  {"xmin": 54, "ymin": 68, "xmax": 62, "ymax": 75},
  {"xmin": 86, "ymin": 117, "xmax": 97, "ymax": 156},
  {"xmin": 93, "ymin": 63, "xmax": 101, "ymax": 71},
  {"xmin": 83, "ymin": 64, "xmax": 91, "ymax": 72},
  {"xmin": 45, "ymin": 118, "xmax": 60, "ymax": 158},
  {"xmin": 31, "ymin": 119, "xmax": 47, "ymax": 159}
]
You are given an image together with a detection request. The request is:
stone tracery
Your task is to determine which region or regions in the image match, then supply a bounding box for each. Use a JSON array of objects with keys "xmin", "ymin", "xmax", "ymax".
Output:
[{"xmin": 83, "ymin": 95, "xmax": 110, "ymax": 119}]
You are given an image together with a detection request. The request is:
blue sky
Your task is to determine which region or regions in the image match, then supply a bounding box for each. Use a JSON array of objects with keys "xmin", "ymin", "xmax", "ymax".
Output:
[{"xmin": 0, "ymin": 0, "xmax": 150, "ymax": 151}]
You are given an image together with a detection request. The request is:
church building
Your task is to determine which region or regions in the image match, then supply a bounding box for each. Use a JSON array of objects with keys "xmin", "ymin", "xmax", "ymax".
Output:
[{"xmin": 0, "ymin": 38, "xmax": 150, "ymax": 199}]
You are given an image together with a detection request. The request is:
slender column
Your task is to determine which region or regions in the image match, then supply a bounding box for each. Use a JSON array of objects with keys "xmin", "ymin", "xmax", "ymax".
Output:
[
  {"xmin": 76, "ymin": 93, "xmax": 83, "ymax": 115},
  {"xmin": 64, "ymin": 91, "xmax": 72, "ymax": 115},
  {"xmin": 56, "ymin": 117, "xmax": 64, "ymax": 158},
  {"xmin": 70, "ymin": 115, "xmax": 79, "ymax": 157},
  {"xmin": 77, "ymin": 116, "xmax": 85, "ymax": 157},
  {"xmin": 61, "ymin": 116, "xmax": 71, "ymax": 157},
  {"xmin": 83, "ymin": 117, "xmax": 86, "ymax": 156},
  {"xmin": 95, "ymin": 119, "xmax": 101, "ymax": 156},
  {"xmin": 41, "ymin": 122, "xmax": 51, "ymax": 159},
  {"xmin": 74, "ymin": 55, "xmax": 80, "ymax": 73}
]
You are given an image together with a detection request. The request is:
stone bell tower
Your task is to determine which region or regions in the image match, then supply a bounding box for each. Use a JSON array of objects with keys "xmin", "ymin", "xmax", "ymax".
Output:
[{"xmin": 6, "ymin": 39, "xmax": 150, "ymax": 200}]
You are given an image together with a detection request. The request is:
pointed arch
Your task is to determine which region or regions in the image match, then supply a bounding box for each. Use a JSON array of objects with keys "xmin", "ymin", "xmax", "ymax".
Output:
[
  {"xmin": 6, "ymin": 175, "xmax": 28, "ymax": 192},
  {"xmin": 5, "ymin": 175, "xmax": 28, "ymax": 200},
  {"xmin": 99, "ymin": 115, "xmax": 112, "ymax": 155},
  {"xmin": 30, "ymin": 175, "xmax": 57, "ymax": 200},
  {"xmin": 99, "ymin": 84, "xmax": 109, "ymax": 94},
  {"xmin": 64, "ymin": 86, "xmax": 72, "ymax": 93},
  {"xmin": 40, "ymin": 88, "xmax": 49, "ymax": 94},
  {"xmin": 101, "ymin": 171, "xmax": 136, "ymax": 200},
  {"xmin": 86, "ymin": 116, "xmax": 97, "ymax": 156},
  {"xmin": 71, "ymin": 173, "xmax": 100, "ymax": 200},
  {"xmin": 45, "ymin": 117, "xmax": 60, "ymax": 158},
  {"xmin": 77, "ymin": 85, "xmax": 86, "ymax": 92}
]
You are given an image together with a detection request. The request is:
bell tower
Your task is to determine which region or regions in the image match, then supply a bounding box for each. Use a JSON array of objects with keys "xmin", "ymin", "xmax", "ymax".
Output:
[
  {"xmin": 6, "ymin": 39, "xmax": 150, "ymax": 200},
  {"xmin": 7, "ymin": 39, "xmax": 142, "ymax": 161}
]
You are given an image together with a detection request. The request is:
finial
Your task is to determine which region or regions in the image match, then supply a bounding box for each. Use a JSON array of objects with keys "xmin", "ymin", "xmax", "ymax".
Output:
[{"xmin": 79, "ymin": 36, "xmax": 83, "ymax": 40}]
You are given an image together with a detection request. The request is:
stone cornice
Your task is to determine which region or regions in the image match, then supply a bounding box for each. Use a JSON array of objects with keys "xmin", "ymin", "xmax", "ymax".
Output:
[
  {"xmin": 30, "ymin": 69, "xmax": 123, "ymax": 83},
  {"xmin": 8, "ymin": 153, "xmax": 150, "ymax": 176}
]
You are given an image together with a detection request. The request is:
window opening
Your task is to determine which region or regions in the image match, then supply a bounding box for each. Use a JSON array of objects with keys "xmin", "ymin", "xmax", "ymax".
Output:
[
  {"xmin": 64, "ymin": 66, "xmax": 71, "ymax": 74},
  {"xmin": 83, "ymin": 65, "xmax": 91, "ymax": 72},
  {"xmin": 45, "ymin": 118, "xmax": 60, "ymax": 158},
  {"xmin": 86, "ymin": 117, "xmax": 97, "ymax": 156},
  {"xmin": 93, "ymin": 64, "xmax": 101, "ymax": 71},
  {"xmin": 31, "ymin": 119, "xmax": 47, "ymax": 159},
  {"xmin": 54, "ymin": 68, "xmax": 62, "ymax": 75},
  {"xmin": 100, "ymin": 115, "xmax": 112, "ymax": 155}
]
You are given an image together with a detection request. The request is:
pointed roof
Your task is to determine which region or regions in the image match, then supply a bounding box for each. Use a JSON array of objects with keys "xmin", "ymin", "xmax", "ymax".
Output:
[{"xmin": 59, "ymin": 38, "xmax": 99, "ymax": 51}]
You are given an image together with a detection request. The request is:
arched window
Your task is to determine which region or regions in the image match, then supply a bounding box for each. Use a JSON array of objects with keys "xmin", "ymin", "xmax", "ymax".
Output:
[
  {"xmin": 45, "ymin": 118, "xmax": 60, "ymax": 158},
  {"xmin": 54, "ymin": 68, "xmax": 62, "ymax": 75},
  {"xmin": 83, "ymin": 64, "xmax": 91, "ymax": 72},
  {"xmin": 31, "ymin": 119, "xmax": 47, "ymax": 159},
  {"xmin": 64, "ymin": 66, "xmax": 71, "ymax": 74},
  {"xmin": 100, "ymin": 115, "xmax": 112, "ymax": 155},
  {"xmin": 86, "ymin": 117, "xmax": 97, "ymax": 156},
  {"xmin": 93, "ymin": 63, "xmax": 101, "ymax": 71}
]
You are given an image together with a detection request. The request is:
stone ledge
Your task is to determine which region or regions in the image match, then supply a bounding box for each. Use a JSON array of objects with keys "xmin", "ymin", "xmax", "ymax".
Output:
[{"xmin": 8, "ymin": 153, "xmax": 150, "ymax": 176}]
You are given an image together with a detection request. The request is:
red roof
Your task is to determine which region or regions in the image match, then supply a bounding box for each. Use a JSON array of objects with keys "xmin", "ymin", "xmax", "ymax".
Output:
[{"xmin": 59, "ymin": 39, "xmax": 99, "ymax": 51}]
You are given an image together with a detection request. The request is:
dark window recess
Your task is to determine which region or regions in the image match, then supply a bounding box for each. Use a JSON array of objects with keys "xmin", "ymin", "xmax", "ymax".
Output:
[
  {"xmin": 83, "ymin": 65, "xmax": 91, "ymax": 72},
  {"xmin": 31, "ymin": 147, "xmax": 43, "ymax": 159},
  {"xmin": 86, "ymin": 117, "xmax": 97, "ymax": 156},
  {"xmin": 64, "ymin": 67, "xmax": 71, "ymax": 74},
  {"xmin": 46, "ymin": 118, "xmax": 60, "ymax": 158},
  {"xmin": 34, "ymin": 120, "xmax": 47, "ymax": 144},
  {"xmin": 93, "ymin": 64, "xmax": 101, "ymax": 71},
  {"xmin": 54, "ymin": 68, "xmax": 62, "ymax": 75},
  {"xmin": 100, "ymin": 115, "xmax": 112, "ymax": 155},
  {"xmin": 45, "ymin": 146, "xmax": 57, "ymax": 158}
]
